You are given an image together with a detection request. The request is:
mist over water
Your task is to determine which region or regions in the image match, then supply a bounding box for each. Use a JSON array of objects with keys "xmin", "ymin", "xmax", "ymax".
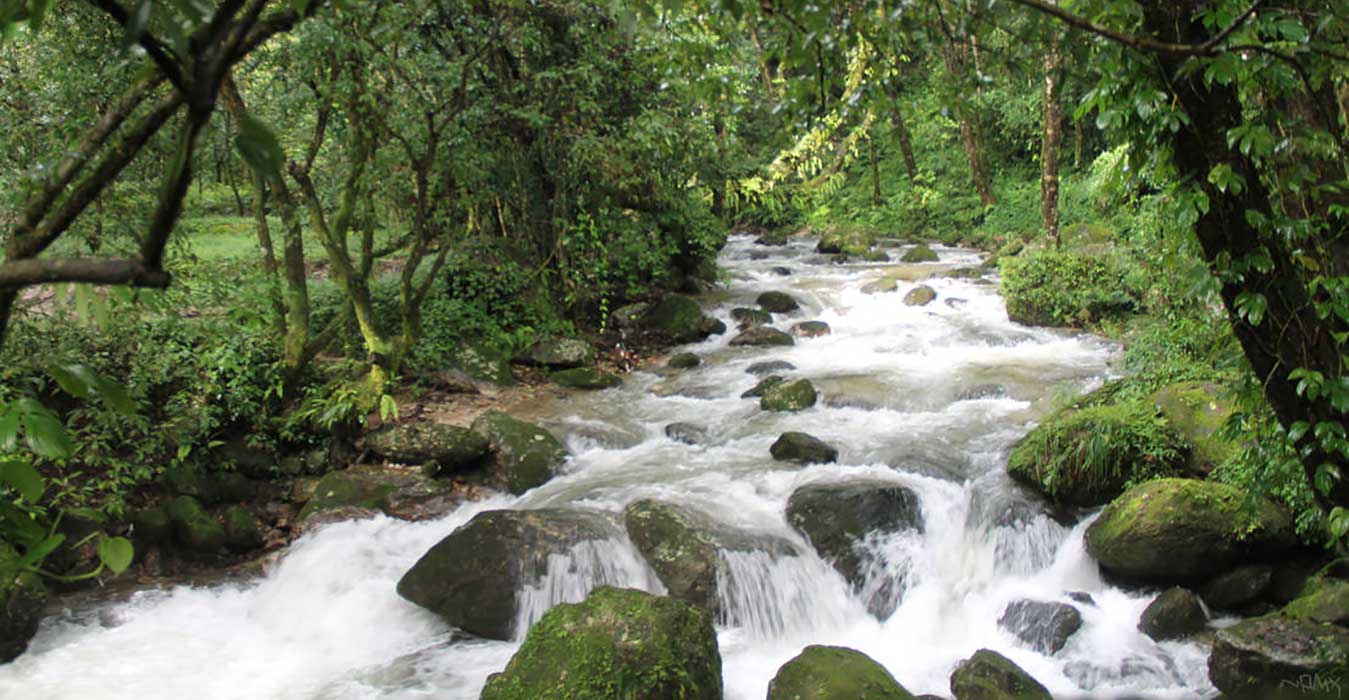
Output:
[{"xmin": 0, "ymin": 235, "xmax": 1217, "ymax": 699}]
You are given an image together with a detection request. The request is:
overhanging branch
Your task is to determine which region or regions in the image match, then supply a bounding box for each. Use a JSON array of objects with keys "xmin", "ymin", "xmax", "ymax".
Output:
[{"xmin": 0, "ymin": 258, "xmax": 171, "ymax": 289}]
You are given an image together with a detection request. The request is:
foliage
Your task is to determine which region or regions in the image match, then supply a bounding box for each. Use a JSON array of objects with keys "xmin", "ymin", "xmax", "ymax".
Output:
[{"xmin": 1000, "ymin": 250, "xmax": 1142, "ymax": 328}]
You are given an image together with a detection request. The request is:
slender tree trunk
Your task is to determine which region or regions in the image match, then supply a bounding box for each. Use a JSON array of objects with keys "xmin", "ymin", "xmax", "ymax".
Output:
[
  {"xmin": 959, "ymin": 119, "xmax": 997, "ymax": 206},
  {"xmin": 869, "ymin": 134, "xmax": 882, "ymax": 204},
  {"xmin": 891, "ymin": 108, "xmax": 919, "ymax": 183},
  {"xmin": 1040, "ymin": 24, "xmax": 1063, "ymax": 248},
  {"xmin": 1073, "ymin": 117, "xmax": 1083, "ymax": 168},
  {"xmin": 746, "ymin": 21, "xmax": 776, "ymax": 92}
]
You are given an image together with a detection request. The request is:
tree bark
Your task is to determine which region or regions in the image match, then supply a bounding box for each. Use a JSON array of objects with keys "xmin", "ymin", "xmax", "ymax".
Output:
[
  {"xmin": 891, "ymin": 108, "xmax": 919, "ymax": 183},
  {"xmin": 1040, "ymin": 21, "xmax": 1063, "ymax": 248}
]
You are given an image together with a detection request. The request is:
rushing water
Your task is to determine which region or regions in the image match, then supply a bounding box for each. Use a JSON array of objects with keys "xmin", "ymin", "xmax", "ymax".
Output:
[{"xmin": 0, "ymin": 235, "xmax": 1219, "ymax": 699}]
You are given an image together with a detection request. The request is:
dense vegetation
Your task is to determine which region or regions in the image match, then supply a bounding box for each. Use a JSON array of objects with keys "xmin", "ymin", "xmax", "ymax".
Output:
[{"xmin": 0, "ymin": 0, "xmax": 1346, "ymax": 585}]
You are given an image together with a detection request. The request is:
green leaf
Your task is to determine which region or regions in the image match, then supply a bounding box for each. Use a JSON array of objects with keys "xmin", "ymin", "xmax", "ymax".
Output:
[
  {"xmin": 0, "ymin": 409, "xmax": 18, "ymax": 451},
  {"xmin": 97, "ymin": 536, "xmax": 134, "ymax": 574},
  {"xmin": 15, "ymin": 533, "xmax": 64, "ymax": 570},
  {"xmin": 0, "ymin": 458, "xmax": 45, "ymax": 501},
  {"xmin": 94, "ymin": 377, "xmax": 136, "ymax": 415},
  {"xmin": 20, "ymin": 409, "xmax": 73, "ymax": 460},
  {"xmin": 0, "ymin": 500, "xmax": 46, "ymax": 546},
  {"xmin": 379, "ymin": 394, "xmax": 399, "ymax": 422},
  {"xmin": 48, "ymin": 364, "xmax": 99, "ymax": 400},
  {"xmin": 235, "ymin": 114, "xmax": 285, "ymax": 179}
]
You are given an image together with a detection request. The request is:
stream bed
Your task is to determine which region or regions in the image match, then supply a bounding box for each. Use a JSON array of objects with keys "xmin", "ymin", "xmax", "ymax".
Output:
[{"xmin": 0, "ymin": 235, "xmax": 1217, "ymax": 699}]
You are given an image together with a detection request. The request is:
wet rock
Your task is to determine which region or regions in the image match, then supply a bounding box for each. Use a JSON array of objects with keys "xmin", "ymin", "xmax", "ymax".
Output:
[
  {"xmin": 1283, "ymin": 575, "xmax": 1349, "ymax": 625},
  {"xmin": 365, "ymin": 423, "xmax": 489, "ymax": 475},
  {"xmin": 950, "ymin": 649, "xmax": 1051, "ymax": 700},
  {"xmin": 549, "ymin": 367, "xmax": 622, "ymax": 390},
  {"xmin": 761, "ymin": 379, "xmax": 817, "ymax": 412},
  {"xmin": 397, "ymin": 508, "xmax": 620, "ymax": 641},
  {"xmin": 998, "ymin": 599, "xmax": 1083, "ymax": 654},
  {"xmin": 165, "ymin": 467, "xmax": 255, "ymax": 505},
  {"xmin": 297, "ymin": 471, "xmax": 396, "ymax": 521},
  {"xmin": 165, "ymin": 495, "xmax": 226, "ymax": 552},
  {"xmin": 517, "ymin": 336, "xmax": 595, "ymax": 369},
  {"xmin": 471, "ymin": 411, "xmax": 568, "ymax": 495},
  {"xmin": 665, "ymin": 422, "xmax": 709, "ymax": 445},
  {"xmin": 1208, "ymin": 614, "xmax": 1349, "ymax": 698},
  {"xmin": 222, "ymin": 505, "xmax": 264, "ymax": 552},
  {"xmin": 756, "ymin": 230, "xmax": 789, "ymax": 246},
  {"xmin": 1067, "ymin": 591, "xmax": 1096, "ymax": 606},
  {"xmin": 903, "ymin": 285, "xmax": 937, "ymax": 307},
  {"xmin": 957, "ymin": 384, "xmax": 1007, "ymax": 401},
  {"xmin": 771, "ymin": 266, "xmax": 793, "ymax": 276},
  {"xmin": 786, "ymin": 481, "xmax": 923, "ymax": 591},
  {"xmin": 742, "ymin": 375, "xmax": 786, "ymax": 398},
  {"xmin": 220, "ymin": 437, "xmax": 277, "ymax": 479},
  {"xmin": 1138, "ymin": 587, "xmax": 1207, "ymax": 641},
  {"xmin": 770, "ymin": 432, "xmax": 839, "ymax": 464},
  {"xmin": 945, "ymin": 298, "xmax": 968, "ymax": 309},
  {"xmin": 639, "ymin": 295, "xmax": 727, "ymax": 343},
  {"xmin": 749, "ymin": 250, "xmax": 772, "ymax": 260},
  {"xmin": 901, "ymin": 244, "xmax": 939, "ymax": 263},
  {"xmin": 938, "ymin": 267, "xmax": 984, "ymax": 280},
  {"xmin": 480, "ymin": 587, "xmax": 722, "ymax": 700},
  {"xmin": 862, "ymin": 278, "xmax": 899, "ymax": 294},
  {"xmin": 1200, "ymin": 564, "xmax": 1274, "ymax": 610},
  {"xmin": 0, "ymin": 542, "xmax": 47, "ymax": 663},
  {"xmin": 610, "ymin": 302, "xmax": 651, "ymax": 330},
  {"xmin": 668, "ymin": 352, "xmax": 702, "ymax": 369},
  {"xmin": 747, "ymin": 360, "xmax": 795, "ymax": 375},
  {"xmin": 1085, "ymin": 479, "xmax": 1295, "ymax": 582},
  {"xmin": 449, "ymin": 342, "xmax": 514, "ymax": 385},
  {"xmin": 1150, "ymin": 381, "xmax": 1237, "ymax": 475},
  {"xmin": 730, "ymin": 326, "xmax": 795, "ymax": 347},
  {"xmin": 757, "ymin": 291, "xmax": 800, "ymax": 313},
  {"xmin": 132, "ymin": 506, "xmax": 173, "ymax": 545},
  {"xmin": 792, "ymin": 321, "xmax": 832, "ymax": 337},
  {"xmin": 767, "ymin": 645, "xmax": 917, "ymax": 700},
  {"xmin": 732, "ymin": 307, "xmax": 773, "ymax": 329}
]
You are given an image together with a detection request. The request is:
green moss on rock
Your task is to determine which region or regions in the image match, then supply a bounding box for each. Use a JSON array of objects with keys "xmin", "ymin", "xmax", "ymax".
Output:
[
  {"xmin": 1209, "ymin": 613, "xmax": 1349, "ymax": 697},
  {"xmin": 901, "ymin": 243, "xmax": 939, "ymax": 263},
  {"xmin": 479, "ymin": 587, "xmax": 722, "ymax": 700},
  {"xmin": 639, "ymin": 295, "xmax": 727, "ymax": 343},
  {"xmin": 549, "ymin": 367, "xmax": 623, "ymax": 390},
  {"xmin": 903, "ymin": 285, "xmax": 937, "ymax": 307},
  {"xmin": 471, "ymin": 411, "xmax": 568, "ymax": 495},
  {"xmin": 768, "ymin": 645, "xmax": 916, "ymax": 700},
  {"xmin": 165, "ymin": 495, "xmax": 226, "ymax": 552},
  {"xmin": 1000, "ymin": 251, "xmax": 1139, "ymax": 327},
  {"xmin": 449, "ymin": 342, "xmax": 514, "ymax": 385},
  {"xmin": 1283, "ymin": 575, "xmax": 1349, "ymax": 625},
  {"xmin": 297, "ymin": 471, "xmax": 396, "ymax": 521},
  {"xmin": 222, "ymin": 505, "xmax": 263, "ymax": 552},
  {"xmin": 949, "ymin": 648, "xmax": 1051, "ymax": 700},
  {"xmin": 1149, "ymin": 381, "xmax": 1236, "ymax": 474},
  {"xmin": 365, "ymin": 423, "xmax": 490, "ymax": 474},
  {"xmin": 761, "ymin": 379, "xmax": 817, "ymax": 412}
]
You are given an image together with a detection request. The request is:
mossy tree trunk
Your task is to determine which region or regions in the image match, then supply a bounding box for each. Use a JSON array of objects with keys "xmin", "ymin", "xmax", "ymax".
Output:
[{"xmin": 1040, "ymin": 15, "xmax": 1064, "ymax": 249}]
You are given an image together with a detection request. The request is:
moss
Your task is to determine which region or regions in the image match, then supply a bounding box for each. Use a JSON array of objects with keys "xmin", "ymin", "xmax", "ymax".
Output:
[
  {"xmin": 767, "ymin": 645, "xmax": 916, "ymax": 700},
  {"xmin": 365, "ymin": 423, "xmax": 490, "ymax": 473},
  {"xmin": 222, "ymin": 505, "xmax": 263, "ymax": 552},
  {"xmin": 903, "ymin": 285, "xmax": 937, "ymax": 307},
  {"xmin": 549, "ymin": 367, "xmax": 623, "ymax": 390},
  {"xmin": 639, "ymin": 295, "xmax": 726, "ymax": 343},
  {"xmin": 471, "ymin": 411, "xmax": 568, "ymax": 495},
  {"xmin": 1000, "ymin": 250, "xmax": 1140, "ymax": 328},
  {"xmin": 480, "ymin": 587, "xmax": 722, "ymax": 700},
  {"xmin": 1149, "ymin": 381, "xmax": 1237, "ymax": 472},
  {"xmin": 165, "ymin": 495, "xmax": 226, "ymax": 552},
  {"xmin": 900, "ymin": 243, "xmax": 939, "ymax": 263},
  {"xmin": 761, "ymin": 379, "xmax": 817, "ymax": 412},
  {"xmin": 1006, "ymin": 401, "xmax": 1187, "ymax": 507},
  {"xmin": 949, "ymin": 649, "xmax": 1051, "ymax": 700},
  {"xmin": 1283, "ymin": 576, "xmax": 1349, "ymax": 625},
  {"xmin": 297, "ymin": 472, "xmax": 395, "ymax": 521},
  {"xmin": 668, "ymin": 352, "xmax": 702, "ymax": 369},
  {"xmin": 449, "ymin": 342, "xmax": 515, "ymax": 385}
]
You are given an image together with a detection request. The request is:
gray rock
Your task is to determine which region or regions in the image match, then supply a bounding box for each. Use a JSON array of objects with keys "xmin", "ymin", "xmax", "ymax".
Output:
[
  {"xmin": 1200, "ymin": 564, "xmax": 1274, "ymax": 610},
  {"xmin": 747, "ymin": 360, "xmax": 795, "ymax": 375},
  {"xmin": 770, "ymin": 432, "xmax": 839, "ymax": 464},
  {"xmin": 665, "ymin": 422, "xmax": 709, "ymax": 445},
  {"xmin": 998, "ymin": 599, "xmax": 1082, "ymax": 654},
  {"xmin": 1139, "ymin": 587, "xmax": 1208, "ymax": 641},
  {"xmin": 471, "ymin": 412, "xmax": 568, "ymax": 495},
  {"xmin": 668, "ymin": 352, "xmax": 702, "ymax": 369},
  {"xmin": 1208, "ymin": 614, "xmax": 1349, "ymax": 698},
  {"xmin": 904, "ymin": 285, "xmax": 937, "ymax": 307},
  {"xmin": 365, "ymin": 423, "xmax": 489, "ymax": 475},
  {"xmin": 949, "ymin": 649, "xmax": 1051, "ymax": 700},
  {"xmin": 550, "ymin": 367, "xmax": 623, "ymax": 390},
  {"xmin": 731, "ymin": 307, "xmax": 773, "ymax": 329},
  {"xmin": 757, "ymin": 291, "xmax": 800, "ymax": 313},
  {"xmin": 742, "ymin": 375, "xmax": 786, "ymax": 398},
  {"xmin": 792, "ymin": 321, "xmax": 831, "ymax": 337},
  {"xmin": 730, "ymin": 327, "xmax": 795, "ymax": 347},
  {"xmin": 518, "ymin": 336, "xmax": 595, "ymax": 369}
]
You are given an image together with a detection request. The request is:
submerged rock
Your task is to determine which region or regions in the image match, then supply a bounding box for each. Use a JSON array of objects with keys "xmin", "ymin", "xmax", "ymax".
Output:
[
  {"xmin": 761, "ymin": 379, "xmax": 817, "ymax": 412},
  {"xmin": 638, "ymin": 295, "xmax": 727, "ymax": 343},
  {"xmin": 517, "ymin": 336, "xmax": 595, "ymax": 369},
  {"xmin": 481, "ymin": 587, "xmax": 721, "ymax": 700},
  {"xmin": 950, "ymin": 649, "xmax": 1051, "ymax": 700},
  {"xmin": 770, "ymin": 432, "xmax": 839, "ymax": 464},
  {"xmin": 1085, "ymin": 479, "xmax": 1295, "ymax": 582},
  {"xmin": 665, "ymin": 422, "xmax": 709, "ymax": 446},
  {"xmin": 397, "ymin": 509, "xmax": 619, "ymax": 641},
  {"xmin": 1138, "ymin": 587, "xmax": 1208, "ymax": 641},
  {"xmin": 0, "ymin": 542, "xmax": 47, "ymax": 663},
  {"xmin": 471, "ymin": 411, "xmax": 568, "ymax": 495},
  {"xmin": 792, "ymin": 321, "xmax": 832, "ymax": 337},
  {"xmin": 365, "ymin": 423, "xmax": 489, "ymax": 475},
  {"xmin": 731, "ymin": 307, "xmax": 773, "ymax": 329},
  {"xmin": 1208, "ymin": 614, "xmax": 1349, "ymax": 698},
  {"xmin": 903, "ymin": 285, "xmax": 937, "ymax": 307},
  {"xmin": 757, "ymin": 291, "xmax": 800, "ymax": 313},
  {"xmin": 771, "ymin": 266, "xmax": 793, "ymax": 276},
  {"xmin": 730, "ymin": 326, "xmax": 795, "ymax": 347},
  {"xmin": 668, "ymin": 352, "xmax": 702, "ymax": 369},
  {"xmin": 747, "ymin": 360, "xmax": 795, "ymax": 375},
  {"xmin": 549, "ymin": 367, "xmax": 622, "ymax": 390},
  {"xmin": 998, "ymin": 599, "xmax": 1082, "ymax": 654},
  {"xmin": 767, "ymin": 645, "xmax": 917, "ymax": 700}
]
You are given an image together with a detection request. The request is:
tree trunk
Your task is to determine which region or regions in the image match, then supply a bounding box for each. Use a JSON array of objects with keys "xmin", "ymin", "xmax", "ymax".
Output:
[
  {"xmin": 937, "ymin": 17, "xmax": 997, "ymax": 207},
  {"xmin": 869, "ymin": 134, "xmax": 882, "ymax": 204},
  {"xmin": 891, "ymin": 108, "xmax": 919, "ymax": 183},
  {"xmin": 959, "ymin": 119, "xmax": 997, "ymax": 206},
  {"xmin": 1040, "ymin": 24, "xmax": 1063, "ymax": 248}
]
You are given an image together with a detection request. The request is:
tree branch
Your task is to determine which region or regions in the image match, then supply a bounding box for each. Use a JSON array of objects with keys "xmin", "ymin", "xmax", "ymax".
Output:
[
  {"xmin": 0, "ymin": 258, "xmax": 172, "ymax": 289},
  {"xmin": 83, "ymin": 0, "xmax": 188, "ymax": 91},
  {"xmin": 1004, "ymin": 0, "xmax": 1262, "ymax": 57}
]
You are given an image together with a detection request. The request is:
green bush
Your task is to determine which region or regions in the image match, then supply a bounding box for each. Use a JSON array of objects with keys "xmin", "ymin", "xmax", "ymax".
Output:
[{"xmin": 1000, "ymin": 250, "xmax": 1141, "ymax": 327}]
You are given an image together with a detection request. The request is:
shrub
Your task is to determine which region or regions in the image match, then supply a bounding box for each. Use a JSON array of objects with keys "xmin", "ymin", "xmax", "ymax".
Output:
[{"xmin": 1000, "ymin": 250, "xmax": 1142, "ymax": 327}]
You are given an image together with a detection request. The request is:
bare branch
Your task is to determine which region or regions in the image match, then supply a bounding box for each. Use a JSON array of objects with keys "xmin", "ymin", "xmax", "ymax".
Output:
[
  {"xmin": 0, "ymin": 258, "xmax": 172, "ymax": 289},
  {"xmin": 1004, "ymin": 0, "xmax": 1263, "ymax": 57},
  {"xmin": 83, "ymin": 0, "xmax": 188, "ymax": 90}
]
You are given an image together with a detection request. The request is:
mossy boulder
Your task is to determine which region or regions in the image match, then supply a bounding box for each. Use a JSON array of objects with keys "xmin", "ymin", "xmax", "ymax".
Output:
[
  {"xmin": 816, "ymin": 227, "xmax": 876, "ymax": 257},
  {"xmin": 1000, "ymin": 251, "xmax": 1139, "ymax": 328},
  {"xmin": 164, "ymin": 467, "xmax": 255, "ymax": 505},
  {"xmin": 1085, "ymin": 479, "xmax": 1296, "ymax": 582},
  {"xmin": 297, "ymin": 471, "xmax": 396, "ymax": 521},
  {"xmin": 743, "ymin": 375, "xmax": 786, "ymax": 399},
  {"xmin": 792, "ymin": 321, "xmax": 831, "ymax": 337},
  {"xmin": 756, "ymin": 229, "xmax": 790, "ymax": 246},
  {"xmin": 761, "ymin": 379, "xmax": 817, "ymax": 412},
  {"xmin": 550, "ymin": 367, "xmax": 622, "ymax": 390},
  {"xmin": 903, "ymin": 285, "xmax": 937, "ymax": 307},
  {"xmin": 610, "ymin": 302, "xmax": 651, "ymax": 329},
  {"xmin": 0, "ymin": 542, "xmax": 47, "ymax": 663},
  {"xmin": 517, "ymin": 337, "xmax": 595, "ymax": 369},
  {"xmin": 770, "ymin": 432, "xmax": 839, "ymax": 464},
  {"xmin": 757, "ymin": 291, "xmax": 801, "ymax": 313},
  {"xmin": 131, "ymin": 506, "xmax": 173, "ymax": 545},
  {"xmin": 624, "ymin": 499, "xmax": 793, "ymax": 614},
  {"xmin": 1006, "ymin": 402, "xmax": 1187, "ymax": 508},
  {"xmin": 471, "ymin": 411, "xmax": 568, "ymax": 495},
  {"xmin": 998, "ymin": 599, "xmax": 1083, "ymax": 654},
  {"xmin": 731, "ymin": 307, "xmax": 773, "ymax": 329},
  {"xmin": 164, "ymin": 495, "xmax": 226, "ymax": 552},
  {"xmin": 1208, "ymin": 614, "xmax": 1349, "ymax": 698},
  {"xmin": 397, "ymin": 508, "xmax": 619, "ymax": 641},
  {"xmin": 364, "ymin": 423, "xmax": 490, "ymax": 475},
  {"xmin": 901, "ymin": 244, "xmax": 939, "ymax": 263},
  {"xmin": 730, "ymin": 326, "xmax": 795, "ymax": 347},
  {"xmin": 786, "ymin": 482, "xmax": 923, "ymax": 603},
  {"xmin": 949, "ymin": 649, "xmax": 1051, "ymax": 700},
  {"xmin": 767, "ymin": 645, "xmax": 916, "ymax": 700},
  {"xmin": 638, "ymin": 295, "xmax": 727, "ymax": 343},
  {"xmin": 1138, "ymin": 587, "xmax": 1208, "ymax": 641},
  {"xmin": 449, "ymin": 342, "xmax": 514, "ymax": 385},
  {"xmin": 668, "ymin": 352, "xmax": 702, "ymax": 369},
  {"xmin": 1149, "ymin": 381, "xmax": 1237, "ymax": 474},
  {"xmin": 480, "ymin": 586, "xmax": 722, "ymax": 700},
  {"xmin": 222, "ymin": 505, "xmax": 264, "ymax": 552},
  {"xmin": 1284, "ymin": 575, "xmax": 1349, "ymax": 626}
]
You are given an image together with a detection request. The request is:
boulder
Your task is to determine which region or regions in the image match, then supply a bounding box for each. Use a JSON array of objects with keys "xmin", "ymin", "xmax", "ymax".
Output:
[
  {"xmin": 792, "ymin": 321, "xmax": 832, "ymax": 337},
  {"xmin": 397, "ymin": 509, "xmax": 619, "ymax": 641},
  {"xmin": 949, "ymin": 649, "xmax": 1051, "ymax": 700},
  {"xmin": 731, "ymin": 307, "xmax": 773, "ymax": 329},
  {"xmin": 863, "ymin": 277, "xmax": 900, "ymax": 294},
  {"xmin": 747, "ymin": 360, "xmax": 796, "ymax": 375},
  {"xmin": 901, "ymin": 244, "xmax": 939, "ymax": 263},
  {"xmin": 297, "ymin": 471, "xmax": 396, "ymax": 521},
  {"xmin": 786, "ymin": 482, "xmax": 923, "ymax": 592},
  {"xmin": 639, "ymin": 295, "xmax": 727, "ymax": 343},
  {"xmin": 1208, "ymin": 614, "xmax": 1349, "ymax": 698},
  {"xmin": 761, "ymin": 379, "xmax": 818, "ymax": 412},
  {"xmin": 1006, "ymin": 402, "xmax": 1187, "ymax": 508},
  {"xmin": 730, "ymin": 326, "xmax": 795, "ymax": 347},
  {"xmin": 1283, "ymin": 575, "xmax": 1349, "ymax": 626},
  {"xmin": 668, "ymin": 352, "xmax": 702, "ymax": 369},
  {"xmin": 131, "ymin": 506, "xmax": 173, "ymax": 545},
  {"xmin": 1138, "ymin": 587, "xmax": 1208, "ymax": 641},
  {"xmin": 1149, "ymin": 381, "xmax": 1237, "ymax": 475},
  {"xmin": 770, "ymin": 432, "xmax": 839, "ymax": 464},
  {"xmin": 903, "ymin": 285, "xmax": 937, "ymax": 307},
  {"xmin": 164, "ymin": 495, "xmax": 226, "ymax": 552},
  {"xmin": 816, "ymin": 228, "xmax": 875, "ymax": 257},
  {"xmin": 1200, "ymin": 564, "xmax": 1274, "ymax": 610},
  {"xmin": 767, "ymin": 645, "xmax": 917, "ymax": 700},
  {"xmin": 550, "ymin": 367, "xmax": 623, "ymax": 390},
  {"xmin": 1085, "ymin": 479, "xmax": 1295, "ymax": 582},
  {"xmin": 480, "ymin": 587, "xmax": 722, "ymax": 700},
  {"xmin": 471, "ymin": 411, "xmax": 568, "ymax": 495},
  {"xmin": 624, "ymin": 500, "xmax": 793, "ymax": 614},
  {"xmin": 364, "ymin": 423, "xmax": 489, "ymax": 475},
  {"xmin": 0, "ymin": 542, "xmax": 47, "ymax": 663},
  {"xmin": 998, "ymin": 599, "xmax": 1083, "ymax": 654},
  {"xmin": 757, "ymin": 291, "xmax": 801, "ymax": 313},
  {"xmin": 165, "ymin": 467, "xmax": 255, "ymax": 505},
  {"xmin": 449, "ymin": 342, "xmax": 514, "ymax": 385},
  {"xmin": 517, "ymin": 337, "xmax": 595, "ymax": 369},
  {"xmin": 665, "ymin": 422, "xmax": 709, "ymax": 446},
  {"xmin": 220, "ymin": 437, "xmax": 277, "ymax": 479},
  {"xmin": 610, "ymin": 302, "xmax": 651, "ymax": 330},
  {"xmin": 743, "ymin": 375, "xmax": 786, "ymax": 399},
  {"xmin": 222, "ymin": 505, "xmax": 264, "ymax": 552}
]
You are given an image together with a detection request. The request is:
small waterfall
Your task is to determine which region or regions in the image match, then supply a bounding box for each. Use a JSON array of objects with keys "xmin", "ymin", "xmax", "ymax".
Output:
[
  {"xmin": 512, "ymin": 538, "xmax": 663, "ymax": 639},
  {"xmin": 714, "ymin": 550, "xmax": 864, "ymax": 640}
]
